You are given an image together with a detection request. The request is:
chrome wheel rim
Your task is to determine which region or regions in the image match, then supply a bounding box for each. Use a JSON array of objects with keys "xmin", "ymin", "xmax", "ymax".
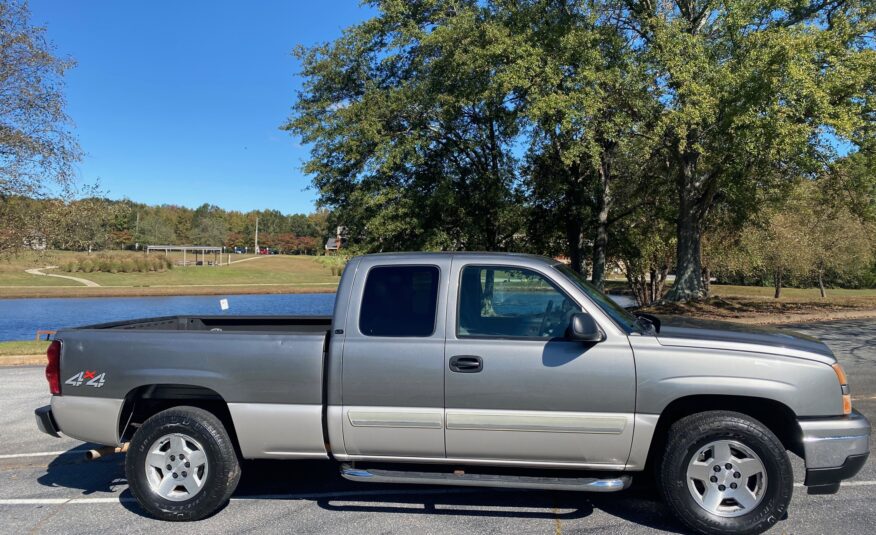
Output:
[
  {"xmin": 686, "ymin": 439, "xmax": 767, "ymax": 517},
  {"xmin": 144, "ymin": 433, "xmax": 209, "ymax": 502}
]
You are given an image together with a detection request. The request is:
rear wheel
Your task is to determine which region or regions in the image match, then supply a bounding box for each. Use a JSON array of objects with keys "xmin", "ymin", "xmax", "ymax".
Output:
[
  {"xmin": 658, "ymin": 411, "xmax": 793, "ymax": 535},
  {"xmin": 125, "ymin": 406, "xmax": 241, "ymax": 521}
]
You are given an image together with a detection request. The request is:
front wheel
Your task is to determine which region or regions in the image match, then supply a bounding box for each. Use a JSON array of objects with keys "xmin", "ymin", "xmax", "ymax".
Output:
[
  {"xmin": 658, "ymin": 411, "xmax": 793, "ymax": 535},
  {"xmin": 125, "ymin": 406, "xmax": 241, "ymax": 521}
]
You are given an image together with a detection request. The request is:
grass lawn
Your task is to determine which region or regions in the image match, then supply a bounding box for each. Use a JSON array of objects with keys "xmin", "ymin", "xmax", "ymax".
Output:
[
  {"xmin": 0, "ymin": 340, "xmax": 48, "ymax": 356},
  {"xmin": 710, "ymin": 284, "xmax": 876, "ymax": 303},
  {"xmin": 0, "ymin": 251, "xmax": 341, "ymax": 298},
  {"xmin": 0, "ymin": 341, "xmax": 48, "ymax": 366}
]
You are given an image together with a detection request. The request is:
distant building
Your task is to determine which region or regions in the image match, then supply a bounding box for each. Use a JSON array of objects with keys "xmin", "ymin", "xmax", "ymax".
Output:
[
  {"xmin": 23, "ymin": 233, "xmax": 46, "ymax": 250},
  {"xmin": 325, "ymin": 226, "xmax": 348, "ymax": 255}
]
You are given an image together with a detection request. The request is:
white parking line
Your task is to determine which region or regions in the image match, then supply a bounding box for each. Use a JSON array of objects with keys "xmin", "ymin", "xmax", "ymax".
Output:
[
  {"xmin": 0, "ymin": 487, "xmax": 484, "ymax": 506},
  {"xmin": 0, "ymin": 451, "xmax": 78, "ymax": 459},
  {"xmin": 0, "ymin": 483, "xmax": 873, "ymax": 506}
]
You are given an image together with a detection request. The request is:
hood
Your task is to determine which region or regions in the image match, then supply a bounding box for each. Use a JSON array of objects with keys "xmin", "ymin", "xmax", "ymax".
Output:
[{"xmin": 655, "ymin": 316, "xmax": 835, "ymax": 362}]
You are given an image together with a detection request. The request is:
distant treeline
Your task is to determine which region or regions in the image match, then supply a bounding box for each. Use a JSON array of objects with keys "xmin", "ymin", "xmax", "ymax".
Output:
[{"xmin": 5, "ymin": 196, "xmax": 331, "ymax": 254}]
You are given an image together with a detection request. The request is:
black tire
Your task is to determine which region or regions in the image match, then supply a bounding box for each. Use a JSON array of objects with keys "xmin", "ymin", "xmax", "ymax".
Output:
[
  {"xmin": 125, "ymin": 406, "xmax": 241, "ymax": 521},
  {"xmin": 658, "ymin": 411, "xmax": 793, "ymax": 535}
]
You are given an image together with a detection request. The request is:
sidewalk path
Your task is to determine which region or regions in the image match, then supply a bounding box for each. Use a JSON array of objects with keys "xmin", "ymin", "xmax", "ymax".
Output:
[{"xmin": 24, "ymin": 266, "xmax": 101, "ymax": 287}]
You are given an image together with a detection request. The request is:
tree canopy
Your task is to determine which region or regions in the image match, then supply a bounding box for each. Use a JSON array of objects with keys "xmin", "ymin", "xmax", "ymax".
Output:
[{"xmin": 289, "ymin": 0, "xmax": 876, "ymax": 300}]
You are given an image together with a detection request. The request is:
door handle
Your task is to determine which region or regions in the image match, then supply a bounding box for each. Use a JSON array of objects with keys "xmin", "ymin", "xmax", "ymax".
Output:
[{"xmin": 449, "ymin": 355, "xmax": 483, "ymax": 373}]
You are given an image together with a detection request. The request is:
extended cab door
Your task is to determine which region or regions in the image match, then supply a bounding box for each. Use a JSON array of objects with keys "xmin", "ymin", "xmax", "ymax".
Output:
[
  {"xmin": 338, "ymin": 255, "xmax": 451, "ymax": 458},
  {"xmin": 443, "ymin": 258, "xmax": 637, "ymax": 468}
]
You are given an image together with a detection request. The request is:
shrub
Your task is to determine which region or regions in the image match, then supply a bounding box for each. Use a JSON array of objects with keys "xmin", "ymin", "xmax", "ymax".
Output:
[{"xmin": 80, "ymin": 260, "xmax": 94, "ymax": 273}]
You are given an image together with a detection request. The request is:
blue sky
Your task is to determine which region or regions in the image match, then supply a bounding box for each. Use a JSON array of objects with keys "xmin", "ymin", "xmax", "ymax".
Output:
[{"xmin": 30, "ymin": 1, "xmax": 372, "ymax": 214}]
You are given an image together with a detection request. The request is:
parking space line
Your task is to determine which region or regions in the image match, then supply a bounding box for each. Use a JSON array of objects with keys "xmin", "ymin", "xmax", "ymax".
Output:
[
  {"xmin": 0, "ymin": 483, "xmax": 873, "ymax": 506},
  {"xmin": 0, "ymin": 451, "xmax": 77, "ymax": 459}
]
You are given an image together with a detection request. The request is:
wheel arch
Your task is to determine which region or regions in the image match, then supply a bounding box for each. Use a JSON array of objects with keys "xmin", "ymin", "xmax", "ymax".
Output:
[
  {"xmin": 118, "ymin": 384, "xmax": 241, "ymax": 456},
  {"xmin": 642, "ymin": 394, "xmax": 802, "ymax": 472}
]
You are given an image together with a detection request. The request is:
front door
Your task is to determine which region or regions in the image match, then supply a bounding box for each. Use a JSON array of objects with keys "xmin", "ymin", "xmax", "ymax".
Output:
[
  {"xmin": 340, "ymin": 257, "xmax": 450, "ymax": 458},
  {"xmin": 444, "ymin": 260, "xmax": 636, "ymax": 468}
]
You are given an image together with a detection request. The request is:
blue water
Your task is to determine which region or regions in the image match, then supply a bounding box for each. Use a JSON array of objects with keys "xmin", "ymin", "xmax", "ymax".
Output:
[
  {"xmin": 0, "ymin": 294, "xmax": 336, "ymax": 341},
  {"xmin": 0, "ymin": 292, "xmax": 635, "ymax": 341}
]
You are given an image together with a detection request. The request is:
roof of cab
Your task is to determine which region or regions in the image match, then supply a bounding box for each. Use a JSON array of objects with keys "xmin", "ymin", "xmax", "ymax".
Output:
[{"xmin": 355, "ymin": 251, "xmax": 560, "ymax": 265}]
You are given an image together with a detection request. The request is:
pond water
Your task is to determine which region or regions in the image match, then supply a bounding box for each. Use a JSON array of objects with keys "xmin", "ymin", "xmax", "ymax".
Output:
[
  {"xmin": 0, "ymin": 293, "xmax": 336, "ymax": 341},
  {"xmin": 0, "ymin": 292, "xmax": 636, "ymax": 341}
]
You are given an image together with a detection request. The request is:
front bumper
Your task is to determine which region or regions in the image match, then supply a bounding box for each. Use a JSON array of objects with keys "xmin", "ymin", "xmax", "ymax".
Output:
[
  {"xmin": 35, "ymin": 405, "xmax": 61, "ymax": 438},
  {"xmin": 799, "ymin": 409, "xmax": 870, "ymax": 494}
]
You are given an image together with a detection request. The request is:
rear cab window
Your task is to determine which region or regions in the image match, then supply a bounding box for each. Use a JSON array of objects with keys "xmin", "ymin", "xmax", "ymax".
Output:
[{"xmin": 359, "ymin": 265, "xmax": 440, "ymax": 337}]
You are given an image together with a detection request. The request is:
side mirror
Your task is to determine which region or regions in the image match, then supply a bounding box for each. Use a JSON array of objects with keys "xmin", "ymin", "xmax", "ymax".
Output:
[{"xmin": 568, "ymin": 313, "xmax": 605, "ymax": 342}]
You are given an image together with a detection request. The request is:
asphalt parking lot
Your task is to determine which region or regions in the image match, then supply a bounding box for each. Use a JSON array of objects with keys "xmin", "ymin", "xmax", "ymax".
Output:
[{"xmin": 1, "ymin": 319, "xmax": 874, "ymax": 534}]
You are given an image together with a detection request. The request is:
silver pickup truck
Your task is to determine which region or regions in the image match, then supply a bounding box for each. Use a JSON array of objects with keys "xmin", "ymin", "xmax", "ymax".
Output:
[{"xmin": 35, "ymin": 252, "xmax": 869, "ymax": 535}]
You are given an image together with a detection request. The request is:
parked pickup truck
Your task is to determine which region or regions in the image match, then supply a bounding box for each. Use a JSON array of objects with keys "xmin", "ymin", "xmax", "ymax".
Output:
[{"xmin": 35, "ymin": 252, "xmax": 869, "ymax": 534}]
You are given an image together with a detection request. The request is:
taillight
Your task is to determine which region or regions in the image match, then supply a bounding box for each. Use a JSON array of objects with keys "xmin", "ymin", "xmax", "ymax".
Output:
[{"xmin": 46, "ymin": 340, "xmax": 61, "ymax": 395}]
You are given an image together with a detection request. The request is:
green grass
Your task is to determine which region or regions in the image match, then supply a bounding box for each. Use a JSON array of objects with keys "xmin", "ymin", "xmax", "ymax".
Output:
[
  {"xmin": 0, "ymin": 340, "xmax": 49, "ymax": 356},
  {"xmin": 77, "ymin": 255, "xmax": 339, "ymax": 287},
  {"xmin": 710, "ymin": 284, "xmax": 876, "ymax": 301},
  {"xmin": 0, "ymin": 251, "xmax": 342, "ymax": 296}
]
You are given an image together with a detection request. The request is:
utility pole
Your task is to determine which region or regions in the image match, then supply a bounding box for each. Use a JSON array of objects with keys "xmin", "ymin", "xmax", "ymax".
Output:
[{"xmin": 254, "ymin": 216, "xmax": 259, "ymax": 254}]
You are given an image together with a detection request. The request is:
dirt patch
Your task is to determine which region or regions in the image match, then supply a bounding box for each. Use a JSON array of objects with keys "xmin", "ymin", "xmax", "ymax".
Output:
[
  {"xmin": 0, "ymin": 354, "xmax": 45, "ymax": 366},
  {"xmin": 642, "ymin": 296, "xmax": 876, "ymax": 325}
]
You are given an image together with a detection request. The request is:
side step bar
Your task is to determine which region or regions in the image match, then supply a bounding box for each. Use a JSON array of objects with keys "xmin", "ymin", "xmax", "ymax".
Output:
[{"xmin": 340, "ymin": 464, "xmax": 631, "ymax": 493}]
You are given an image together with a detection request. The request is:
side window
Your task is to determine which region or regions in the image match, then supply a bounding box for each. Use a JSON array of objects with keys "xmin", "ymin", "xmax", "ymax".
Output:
[
  {"xmin": 359, "ymin": 265, "xmax": 440, "ymax": 337},
  {"xmin": 458, "ymin": 266, "xmax": 580, "ymax": 339}
]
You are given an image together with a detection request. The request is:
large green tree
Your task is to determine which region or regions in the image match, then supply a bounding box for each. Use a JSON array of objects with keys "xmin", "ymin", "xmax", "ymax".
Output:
[
  {"xmin": 515, "ymin": 0, "xmax": 660, "ymax": 289},
  {"xmin": 610, "ymin": 0, "xmax": 876, "ymax": 300},
  {"xmin": 287, "ymin": 0, "xmax": 528, "ymax": 252}
]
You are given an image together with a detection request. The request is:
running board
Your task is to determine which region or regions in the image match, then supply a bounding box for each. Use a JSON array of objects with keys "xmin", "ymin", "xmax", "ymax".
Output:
[{"xmin": 340, "ymin": 464, "xmax": 631, "ymax": 492}]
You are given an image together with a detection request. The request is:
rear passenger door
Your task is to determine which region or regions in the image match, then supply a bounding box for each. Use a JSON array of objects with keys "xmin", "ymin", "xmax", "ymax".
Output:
[{"xmin": 340, "ymin": 257, "xmax": 450, "ymax": 459}]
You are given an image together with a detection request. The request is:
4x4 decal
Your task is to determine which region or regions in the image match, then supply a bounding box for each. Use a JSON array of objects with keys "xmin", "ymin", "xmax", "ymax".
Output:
[{"xmin": 65, "ymin": 371, "xmax": 106, "ymax": 388}]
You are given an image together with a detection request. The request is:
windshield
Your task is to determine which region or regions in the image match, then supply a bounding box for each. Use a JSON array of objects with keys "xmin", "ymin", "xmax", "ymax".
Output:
[{"xmin": 555, "ymin": 264, "xmax": 639, "ymax": 333}]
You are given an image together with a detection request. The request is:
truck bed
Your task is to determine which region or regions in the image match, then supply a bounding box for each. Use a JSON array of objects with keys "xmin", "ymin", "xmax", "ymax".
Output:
[{"xmin": 75, "ymin": 315, "xmax": 333, "ymax": 333}]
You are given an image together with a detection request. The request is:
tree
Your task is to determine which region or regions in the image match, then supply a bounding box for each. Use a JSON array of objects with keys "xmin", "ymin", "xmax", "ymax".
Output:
[
  {"xmin": 611, "ymin": 0, "xmax": 876, "ymax": 301},
  {"xmin": 800, "ymin": 181, "xmax": 874, "ymax": 296},
  {"xmin": 191, "ymin": 203, "xmax": 228, "ymax": 245},
  {"xmin": 0, "ymin": 0, "xmax": 79, "ymax": 255},
  {"xmin": 516, "ymin": 0, "xmax": 659, "ymax": 288},
  {"xmin": 287, "ymin": 0, "xmax": 526, "ymax": 253},
  {"xmin": 56, "ymin": 196, "xmax": 130, "ymax": 253}
]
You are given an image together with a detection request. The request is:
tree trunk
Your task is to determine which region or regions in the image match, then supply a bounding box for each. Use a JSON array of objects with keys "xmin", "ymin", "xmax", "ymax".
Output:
[
  {"xmin": 591, "ymin": 152, "xmax": 613, "ymax": 292},
  {"xmin": 665, "ymin": 137, "xmax": 714, "ymax": 303},
  {"xmin": 481, "ymin": 269, "xmax": 495, "ymax": 316},
  {"xmin": 566, "ymin": 219, "xmax": 586, "ymax": 275},
  {"xmin": 818, "ymin": 270, "xmax": 826, "ymax": 298},
  {"xmin": 702, "ymin": 267, "xmax": 711, "ymax": 297},
  {"xmin": 591, "ymin": 220, "xmax": 608, "ymax": 292},
  {"xmin": 666, "ymin": 208, "xmax": 707, "ymax": 301},
  {"xmin": 774, "ymin": 269, "xmax": 782, "ymax": 299}
]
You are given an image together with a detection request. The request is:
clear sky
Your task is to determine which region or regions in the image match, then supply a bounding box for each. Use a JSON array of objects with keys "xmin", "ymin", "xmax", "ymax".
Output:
[{"xmin": 29, "ymin": 1, "xmax": 372, "ymax": 214}]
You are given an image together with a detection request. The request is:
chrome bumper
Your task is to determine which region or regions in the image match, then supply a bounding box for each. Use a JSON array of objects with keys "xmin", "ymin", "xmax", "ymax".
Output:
[{"xmin": 799, "ymin": 409, "xmax": 870, "ymax": 493}]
